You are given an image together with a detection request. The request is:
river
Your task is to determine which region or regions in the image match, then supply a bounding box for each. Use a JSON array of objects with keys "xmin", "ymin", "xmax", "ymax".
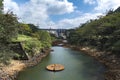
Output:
[{"xmin": 17, "ymin": 46, "xmax": 105, "ymax": 80}]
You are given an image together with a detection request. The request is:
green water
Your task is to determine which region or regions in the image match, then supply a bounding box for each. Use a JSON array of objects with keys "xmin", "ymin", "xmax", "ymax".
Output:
[{"xmin": 17, "ymin": 46, "xmax": 105, "ymax": 80}]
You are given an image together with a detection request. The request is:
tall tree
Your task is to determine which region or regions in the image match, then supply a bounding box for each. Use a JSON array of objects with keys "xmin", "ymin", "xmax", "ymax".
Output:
[
  {"xmin": 0, "ymin": 12, "xmax": 18, "ymax": 43},
  {"xmin": 0, "ymin": 0, "xmax": 3, "ymax": 14},
  {"xmin": 35, "ymin": 30, "xmax": 52, "ymax": 48},
  {"xmin": 0, "ymin": 12, "xmax": 19, "ymax": 65}
]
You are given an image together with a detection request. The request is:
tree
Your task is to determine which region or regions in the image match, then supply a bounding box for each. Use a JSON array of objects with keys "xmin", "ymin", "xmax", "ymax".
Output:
[
  {"xmin": 67, "ymin": 7, "xmax": 120, "ymax": 55},
  {"xmin": 106, "ymin": 9, "xmax": 114, "ymax": 16},
  {"xmin": 28, "ymin": 24, "xmax": 39, "ymax": 33},
  {"xmin": 18, "ymin": 23, "xmax": 32, "ymax": 35},
  {"xmin": 34, "ymin": 30, "xmax": 52, "ymax": 48},
  {"xmin": 0, "ymin": 12, "xmax": 19, "ymax": 65},
  {"xmin": 0, "ymin": 0, "xmax": 3, "ymax": 14},
  {"xmin": 0, "ymin": 12, "xmax": 18, "ymax": 43},
  {"xmin": 115, "ymin": 6, "xmax": 120, "ymax": 13}
]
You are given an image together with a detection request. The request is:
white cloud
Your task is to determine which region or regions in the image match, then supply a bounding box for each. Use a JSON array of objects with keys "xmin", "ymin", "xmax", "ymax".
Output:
[
  {"xmin": 56, "ymin": 13, "xmax": 102, "ymax": 29},
  {"xmin": 3, "ymin": 0, "xmax": 20, "ymax": 14},
  {"xmin": 58, "ymin": 0, "xmax": 120, "ymax": 29},
  {"xmin": 95, "ymin": 0, "xmax": 120, "ymax": 12},
  {"xmin": 3, "ymin": 0, "xmax": 120, "ymax": 29},
  {"xmin": 84, "ymin": 0, "xmax": 96, "ymax": 5},
  {"xmin": 3, "ymin": 0, "xmax": 75, "ymax": 28},
  {"xmin": 47, "ymin": 0, "xmax": 75, "ymax": 15},
  {"xmin": 18, "ymin": 1, "xmax": 49, "ymax": 27}
]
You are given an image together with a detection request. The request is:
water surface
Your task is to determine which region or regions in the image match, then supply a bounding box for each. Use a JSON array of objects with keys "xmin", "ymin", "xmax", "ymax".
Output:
[{"xmin": 17, "ymin": 46, "xmax": 105, "ymax": 80}]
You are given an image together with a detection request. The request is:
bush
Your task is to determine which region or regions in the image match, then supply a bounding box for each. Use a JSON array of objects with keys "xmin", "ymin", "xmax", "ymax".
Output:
[
  {"xmin": 0, "ymin": 13, "xmax": 18, "ymax": 43},
  {"xmin": 0, "ymin": 43, "xmax": 16, "ymax": 65},
  {"xmin": 22, "ymin": 40, "xmax": 42, "ymax": 57},
  {"xmin": 112, "ymin": 40, "xmax": 120, "ymax": 54}
]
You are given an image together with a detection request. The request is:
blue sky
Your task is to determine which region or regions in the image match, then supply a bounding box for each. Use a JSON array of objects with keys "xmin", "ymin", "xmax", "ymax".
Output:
[
  {"xmin": 13, "ymin": 0, "xmax": 29, "ymax": 4},
  {"xmin": 68, "ymin": 0, "xmax": 97, "ymax": 12},
  {"xmin": 3, "ymin": 0, "xmax": 120, "ymax": 29},
  {"xmin": 50, "ymin": 0, "xmax": 97, "ymax": 22}
]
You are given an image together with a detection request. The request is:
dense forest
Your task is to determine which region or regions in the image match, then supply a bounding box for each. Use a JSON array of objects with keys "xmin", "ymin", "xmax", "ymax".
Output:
[
  {"xmin": 0, "ymin": 0, "xmax": 52, "ymax": 65},
  {"xmin": 68, "ymin": 7, "xmax": 120, "ymax": 55}
]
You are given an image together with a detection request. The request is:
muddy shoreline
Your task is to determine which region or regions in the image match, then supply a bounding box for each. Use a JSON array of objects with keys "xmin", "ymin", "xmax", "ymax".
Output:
[
  {"xmin": 64, "ymin": 44, "xmax": 120, "ymax": 80},
  {"xmin": 0, "ymin": 50, "xmax": 50, "ymax": 80}
]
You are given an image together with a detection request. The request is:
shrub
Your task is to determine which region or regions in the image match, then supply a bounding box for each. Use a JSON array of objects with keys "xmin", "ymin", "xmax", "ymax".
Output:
[{"xmin": 22, "ymin": 40, "xmax": 42, "ymax": 57}]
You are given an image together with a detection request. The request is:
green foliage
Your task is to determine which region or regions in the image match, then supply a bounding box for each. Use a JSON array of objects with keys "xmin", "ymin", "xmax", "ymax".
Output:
[
  {"xmin": 106, "ymin": 9, "xmax": 114, "ymax": 16},
  {"xmin": 18, "ymin": 23, "xmax": 32, "ymax": 35},
  {"xmin": 33, "ymin": 30, "xmax": 52, "ymax": 48},
  {"xmin": 68, "ymin": 8, "xmax": 120, "ymax": 55},
  {"xmin": 50, "ymin": 33, "xmax": 57, "ymax": 42},
  {"xmin": 0, "ymin": 0, "xmax": 52, "ymax": 63},
  {"xmin": 15, "ymin": 34, "xmax": 34, "ymax": 41},
  {"xmin": 0, "ymin": 43, "xmax": 17, "ymax": 65},
  {"xmin": 14, "ymin": 31, "xmax": 52, "ymax": 57},
  {"xmin": 112, "ymin": 40, "xmax": 120, "ymax": 54},
  {"xmin": 22, "ymin": 40, "xmax": 42, "ymax": 57},
  {"xmin": 28, "ymin": 24, "xmax": 39, "ymax": 33},
  {"xmin": 0, "ymin": 0, "xmax": 3, "ymax": 14},
  {"xmin": 0, "ymin": 12, "xmax": 19, "ymax": 65},
  {"xmin": 114, "ymin": 7, "xmax": 120, "ymax": 13},
  {"xmin": 0, "ymin": 12, "xmax": 18, "ymax": 43},
  {"xmin": 67, "ymin": 30, "xmax": 80, "ymax": 45},
  {"xmin": 17, "ymin": 23, "xmax": 52, "ymax": 49},
  {"xmin": 13, "ymin": 34, "xmax": 42, "ymax": 57},
  {"xmin": 12, "ymin": 22, "xmax": 52, "ymax": 58}
]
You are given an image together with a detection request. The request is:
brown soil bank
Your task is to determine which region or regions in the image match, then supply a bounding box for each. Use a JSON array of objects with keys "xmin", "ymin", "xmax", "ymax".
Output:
[
  {"xmin": 0, "ymin": 50, "xmax": 50, "ymax": 80},
  {"xmin": 65, "ymin": 45, "xmax": 120, "ymax": 80}
]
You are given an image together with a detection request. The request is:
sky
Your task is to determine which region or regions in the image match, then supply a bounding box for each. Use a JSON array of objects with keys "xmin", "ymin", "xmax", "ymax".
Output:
[{"xmin": 3, "ymin": 0, "xmax": 120, "ymax": 29}]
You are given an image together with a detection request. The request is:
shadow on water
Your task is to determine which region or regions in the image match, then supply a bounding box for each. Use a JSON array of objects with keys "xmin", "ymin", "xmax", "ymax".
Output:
[{"xmin": 17, "ymin": 46, "xmax": 106, "ymax": 80}]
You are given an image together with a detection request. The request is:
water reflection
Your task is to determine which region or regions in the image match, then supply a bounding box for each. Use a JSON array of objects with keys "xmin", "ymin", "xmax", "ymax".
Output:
[{"xmin": 17, "ymin": 46, "xmax": 105, "ymax": 80}]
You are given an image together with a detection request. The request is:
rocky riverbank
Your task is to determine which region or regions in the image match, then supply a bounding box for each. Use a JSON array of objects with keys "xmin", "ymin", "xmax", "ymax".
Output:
[
  {"xmin": 65, "ymin": 45, "xmax": 120, "ymax": 80},
  {"xmin": 0, "ymin": 50, "xmax": 50, "ymax": 80}
]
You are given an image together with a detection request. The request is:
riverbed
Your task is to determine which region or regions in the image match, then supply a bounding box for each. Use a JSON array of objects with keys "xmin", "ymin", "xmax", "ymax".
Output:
[{"xmin": 17, "ymin": 46, "xmax": 105, "ymax": 80}]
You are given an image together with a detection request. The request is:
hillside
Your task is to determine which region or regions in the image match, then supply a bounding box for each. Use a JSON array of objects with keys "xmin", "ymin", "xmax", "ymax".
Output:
[
  {"xmin": 67, "ymin": 7, "xmax": 120, "ymax": 80},
  {"xmin": 68, "ymin": 7, "xmax": 120, "ymax": 55}
]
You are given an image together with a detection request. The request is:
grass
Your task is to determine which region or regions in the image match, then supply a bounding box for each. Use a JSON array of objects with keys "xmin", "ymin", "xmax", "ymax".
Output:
[
  {"xmin": 12, "ymin": 34, "xmax": 37, "ymax": 42},
  {"xmin": 12, "ymin": 34, "xmax": 42, "ymax": 57}
]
